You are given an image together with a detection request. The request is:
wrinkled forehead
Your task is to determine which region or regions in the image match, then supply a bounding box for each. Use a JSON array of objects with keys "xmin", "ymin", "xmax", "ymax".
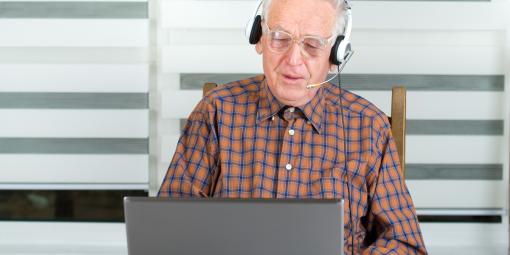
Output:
[{"xmin": 266, "ymin": 0, "xmax": 337, "ymax": 37}]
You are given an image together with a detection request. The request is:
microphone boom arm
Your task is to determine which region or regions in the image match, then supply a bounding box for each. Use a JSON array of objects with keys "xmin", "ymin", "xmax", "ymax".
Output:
[{"xmin": 306, "ymin": 50, "xmax": 354, "ymax": 89}]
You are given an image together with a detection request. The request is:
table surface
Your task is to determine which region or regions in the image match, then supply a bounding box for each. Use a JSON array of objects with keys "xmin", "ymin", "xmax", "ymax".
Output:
[{"xmin": 0, "ymin": 244, "xmax": 507, "ymax": 255}]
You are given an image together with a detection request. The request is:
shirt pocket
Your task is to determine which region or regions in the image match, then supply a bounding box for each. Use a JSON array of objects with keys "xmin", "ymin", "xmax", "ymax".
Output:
[
  {"xmin": 309, "ymin": 160, "xmax": 368, "ymax": 202},
  {"xmin": 310, "ymin": 165, "xmax": 345, "ymax": 199}
]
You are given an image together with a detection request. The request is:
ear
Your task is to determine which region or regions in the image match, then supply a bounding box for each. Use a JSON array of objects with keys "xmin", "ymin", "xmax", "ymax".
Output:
[
  {"xmin": 255, "ymin": 40, "xmax": 263, "ymax": 55},
  {"xmin": 329, "ymin": 63, "xmax": 337, "ymax": 72}
]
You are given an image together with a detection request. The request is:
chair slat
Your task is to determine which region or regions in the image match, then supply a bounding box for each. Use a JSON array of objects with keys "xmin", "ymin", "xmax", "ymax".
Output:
[
  {"xmin": 390, "ymin": 86, "xmax": 407, "ymax": 178},
  {"xmin": 203, "ymin": 82, "xmax": 218, "ymax": 96}
]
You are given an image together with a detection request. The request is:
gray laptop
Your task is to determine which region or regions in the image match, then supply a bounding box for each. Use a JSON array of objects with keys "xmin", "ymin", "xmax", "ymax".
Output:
[{"xmin": 124, "ymin": 197, "xmax": 344, "ymax": 255}]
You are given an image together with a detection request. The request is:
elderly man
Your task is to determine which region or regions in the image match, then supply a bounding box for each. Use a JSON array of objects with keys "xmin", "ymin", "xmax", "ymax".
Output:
[{"xmin": 159, "ymin": 0, "xmax": 427, "ymax": 254}]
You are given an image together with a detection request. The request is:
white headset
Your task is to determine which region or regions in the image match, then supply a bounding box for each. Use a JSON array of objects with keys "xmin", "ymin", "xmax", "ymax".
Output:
[{"xmin": 245, "ymin": 0, "xmax": 353, "ymax": 66}]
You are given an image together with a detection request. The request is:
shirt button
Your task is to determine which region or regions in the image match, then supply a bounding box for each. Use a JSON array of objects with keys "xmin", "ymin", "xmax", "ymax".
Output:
[
  {"xmin": 288, "ymin": 129, "xmax": 295, "ymax": 136},
  {"xmin": 285, "ymin": 163, "xmax": 292, "ymax": 171},
  {"xmin": 289, "ymin": 107, "xmax": 295, "ymax": 113}
]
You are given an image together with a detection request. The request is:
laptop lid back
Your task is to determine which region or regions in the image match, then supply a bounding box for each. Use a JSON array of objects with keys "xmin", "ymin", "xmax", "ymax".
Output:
[{"xmin": 124, "ymin": 197, "xmax": 344, "ymax": 255}]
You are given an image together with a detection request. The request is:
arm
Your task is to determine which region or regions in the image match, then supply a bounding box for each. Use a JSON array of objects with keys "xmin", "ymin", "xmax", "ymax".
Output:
[
  {"xmin": 362, "ymin": 117, "xmax": 427, "ymax": 255},
  {"xmin": 158, "ymin": 98, "xmax": 219, "ymax": 197}
]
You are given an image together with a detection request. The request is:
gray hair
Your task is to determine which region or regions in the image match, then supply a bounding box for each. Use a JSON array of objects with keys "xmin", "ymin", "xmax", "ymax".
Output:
[{"xmin": 261, "ymin": 0, "xmax": 348, "ymax": 36}]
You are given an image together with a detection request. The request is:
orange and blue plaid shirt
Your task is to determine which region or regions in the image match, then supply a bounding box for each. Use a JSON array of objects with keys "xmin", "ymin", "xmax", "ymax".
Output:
[{"xmin": 159, "ymin": 75, "xmax": 427, "ymax": 254}]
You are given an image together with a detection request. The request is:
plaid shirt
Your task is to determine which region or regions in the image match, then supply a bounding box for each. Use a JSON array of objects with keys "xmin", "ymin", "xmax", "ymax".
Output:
[{"xmin": 159, "ymin": 75, "xmax": 427, "ymax": 254}]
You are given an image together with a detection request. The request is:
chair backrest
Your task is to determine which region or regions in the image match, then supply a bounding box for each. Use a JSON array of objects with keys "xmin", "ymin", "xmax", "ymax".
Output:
[{"xmin": 202, "ymin": 83, "xmax": 406, "ymax": 177}]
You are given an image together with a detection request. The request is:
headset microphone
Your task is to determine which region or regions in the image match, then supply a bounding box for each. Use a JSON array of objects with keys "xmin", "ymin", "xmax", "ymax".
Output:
[
  {"xmin": 306, "ymin": 50, "xmax": 354, "ymax": 89},
  {"xmin": 306, "ymin": 72, "xmax": 339, "ymax": 90}
]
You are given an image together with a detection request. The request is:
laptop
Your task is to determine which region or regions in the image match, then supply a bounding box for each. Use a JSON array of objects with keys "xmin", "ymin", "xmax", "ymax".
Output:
[{"xmin": 124, "ymin": 197, "xmax": 344, "ymax": 255}]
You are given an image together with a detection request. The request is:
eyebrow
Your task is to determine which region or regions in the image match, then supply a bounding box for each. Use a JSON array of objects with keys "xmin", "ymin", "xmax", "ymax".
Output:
[{"xmin": 268, "ymin": 23, "xmax": 330, "ymax": 39}]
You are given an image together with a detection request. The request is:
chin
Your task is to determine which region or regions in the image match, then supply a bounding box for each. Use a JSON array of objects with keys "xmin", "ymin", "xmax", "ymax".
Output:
[
  {"xmin": 277, "ymin": 81, "xmax": 303, "ymax": 93},
  {"xmin": 276, "ymin": 79, "xmax": 306, "ymax": 92},
  {"xmin": 277, "ymin": 89, "xmax": 306, "ymax": 104}
]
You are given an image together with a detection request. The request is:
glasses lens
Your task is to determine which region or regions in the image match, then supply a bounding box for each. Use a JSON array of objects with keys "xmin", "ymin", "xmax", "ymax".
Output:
[
  {"xmin": 264, "ymin": 24, "xmax": 329, "ymax": 58},
  {"xmin": 302, "ymin": 37, "xmax": 326, "ymax": 57},
  {"xmin": 268, "ymin": 31, "xmax": 292, "ymax": 53}
]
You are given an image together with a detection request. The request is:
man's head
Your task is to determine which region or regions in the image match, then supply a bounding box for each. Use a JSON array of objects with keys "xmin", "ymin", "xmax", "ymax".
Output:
[{"xmin": 254, "ymin": 0, "xmax": 348, "ymax": 107}]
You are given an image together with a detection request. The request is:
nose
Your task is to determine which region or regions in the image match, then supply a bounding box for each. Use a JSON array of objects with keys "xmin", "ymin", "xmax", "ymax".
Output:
[{"xmin": 286, "ymin": 41, "xmax": 305, "ymax": 66}]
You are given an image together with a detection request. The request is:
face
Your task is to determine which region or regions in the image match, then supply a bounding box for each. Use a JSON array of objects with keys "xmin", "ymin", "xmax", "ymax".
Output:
[{"xmin": 256, "ymin": 0, "xmax": 336, "ymax": 107}]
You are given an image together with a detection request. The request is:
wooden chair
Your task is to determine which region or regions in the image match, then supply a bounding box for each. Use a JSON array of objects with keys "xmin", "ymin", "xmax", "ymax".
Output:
[{"xmin": 203, "ymin": 83, "xmax": 406, "ymax": 177}]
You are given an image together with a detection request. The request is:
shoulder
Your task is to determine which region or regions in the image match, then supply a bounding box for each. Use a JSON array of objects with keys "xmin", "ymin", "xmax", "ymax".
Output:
[
  {"xmin": 202, "ymin": 75, "xmax": 263, "ymax": 105},
  {"xmin": 322, "ymin": 82, "xmax": 390, "ymax": 130},
  {"xmin": 188, "ymin": 75, "xmax": 263, "ymax": 125}
]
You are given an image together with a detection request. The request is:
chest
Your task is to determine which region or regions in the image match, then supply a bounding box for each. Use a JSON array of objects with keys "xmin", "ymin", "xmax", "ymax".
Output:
[{"xmin": 216, "ymin": 111, "xmax": 371, "ymax": 198}]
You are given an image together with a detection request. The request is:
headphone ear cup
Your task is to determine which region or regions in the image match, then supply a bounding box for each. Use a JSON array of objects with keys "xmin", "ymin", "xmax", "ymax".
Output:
[
  {"xmin": 330, "ymin": 35, "xmax": 344, "ymax": 65},
  {"xmin": 249, "ymin": 15, "xmax": 263, "ymax": 44}
]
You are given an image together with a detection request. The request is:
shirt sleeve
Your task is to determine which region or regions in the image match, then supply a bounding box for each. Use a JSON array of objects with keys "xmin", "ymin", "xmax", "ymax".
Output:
[
  {"xmin": 362, "ymin": 116, "xmax": 428, "ymax": 255},
  {"xmin": 157, "ymin": 97, "xmax": 219, "ymax": 198}
]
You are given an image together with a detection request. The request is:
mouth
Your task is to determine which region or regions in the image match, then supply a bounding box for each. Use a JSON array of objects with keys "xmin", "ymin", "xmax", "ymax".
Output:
[{"xmin": 281, "ymin": 73, "xmax": 306, "ymax": 84}]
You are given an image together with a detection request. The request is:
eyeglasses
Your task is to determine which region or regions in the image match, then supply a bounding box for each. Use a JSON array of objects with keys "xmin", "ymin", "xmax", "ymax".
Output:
[{"xmin": 262, "ymin": 22, "xmax": 335, "ymax": 58}]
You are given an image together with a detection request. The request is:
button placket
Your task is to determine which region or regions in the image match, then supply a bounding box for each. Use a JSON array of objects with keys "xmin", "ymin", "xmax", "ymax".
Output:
[
  {"xmin": 277, "ymin": 117, "xmax": 295, "ymax": 197},
  {"xmin": 283, "ymin": 122, "xmax": 295, "ymax": 172}
]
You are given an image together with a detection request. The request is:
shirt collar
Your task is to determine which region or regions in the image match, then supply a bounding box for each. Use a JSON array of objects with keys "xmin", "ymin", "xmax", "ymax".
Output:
[
  {"xmin": 300, "ymin": 86, "xmax": 324, "ymax": 133},
  {"xmin": 257, "ymin": 77, "xmax": 325, "ymax": 134},
  {"xmin": 257, "ymin": 78, "xmax": 284, "ymax": 122}
]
